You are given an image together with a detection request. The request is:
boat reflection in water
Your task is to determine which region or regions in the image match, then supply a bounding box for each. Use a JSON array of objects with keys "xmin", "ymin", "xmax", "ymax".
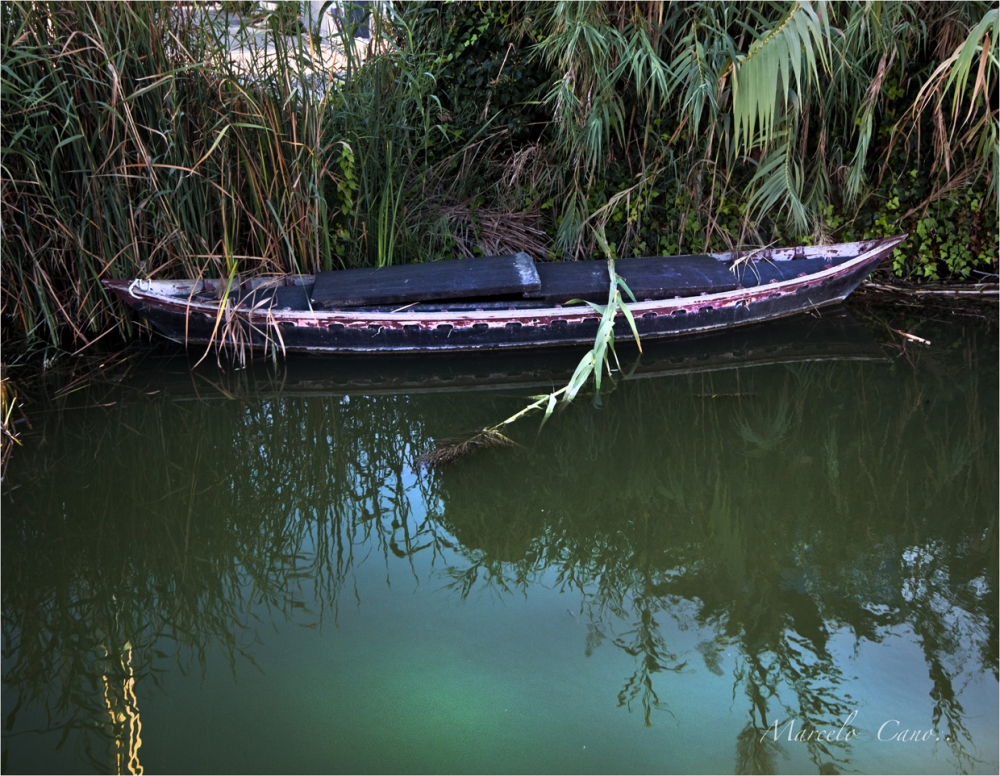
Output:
[
  {"xmin": 136, "ymin": 305, "xmax": 889, "ymax": 399},
  {"xmin": 2, "ymin": 308, "xmax": 996, "ymax": 774}
]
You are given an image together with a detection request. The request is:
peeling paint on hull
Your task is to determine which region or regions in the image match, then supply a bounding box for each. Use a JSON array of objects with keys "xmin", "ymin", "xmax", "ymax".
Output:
[{"xmin": 104, "ymin": 236, "xmax": 905, "ymax": 355}]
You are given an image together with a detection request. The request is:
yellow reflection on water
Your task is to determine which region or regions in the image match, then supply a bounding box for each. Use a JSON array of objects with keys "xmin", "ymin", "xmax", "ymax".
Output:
[{"xmin": 103, "ymin": 643, "xmax": 144, "ymax": 776}]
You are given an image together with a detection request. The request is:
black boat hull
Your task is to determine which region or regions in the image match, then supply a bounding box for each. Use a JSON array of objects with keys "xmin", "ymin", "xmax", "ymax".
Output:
[{"xmin": 106, "ymin": 237, "xmax": 904, "ymax": 355}]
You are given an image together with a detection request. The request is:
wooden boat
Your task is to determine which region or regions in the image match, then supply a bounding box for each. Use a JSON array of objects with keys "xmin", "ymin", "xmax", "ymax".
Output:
[{"xmin": 104, "ymin": 235, "xmax": 905, "ymax": 355}]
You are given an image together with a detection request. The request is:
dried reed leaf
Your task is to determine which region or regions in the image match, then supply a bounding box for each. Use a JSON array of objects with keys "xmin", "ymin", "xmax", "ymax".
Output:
[{"xmin": 431, "ymin": 203, "xmax": 551, "ymax": 260}]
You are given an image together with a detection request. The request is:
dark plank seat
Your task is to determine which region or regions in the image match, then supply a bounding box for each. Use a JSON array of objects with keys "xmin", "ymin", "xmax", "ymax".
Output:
[
  {"xmin": 535, "ymin": 255, "xmax": 835, "ymax": 303},
  {"xmin": 310, "ymin": 253, "xmax": 540, "ymax": 308},
  {"xmin": 234, "ymin": 254, "xmax": 837, "ymax": 311}
]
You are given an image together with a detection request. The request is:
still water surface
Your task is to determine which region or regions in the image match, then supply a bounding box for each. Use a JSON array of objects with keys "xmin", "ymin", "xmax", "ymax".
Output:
[{"xmin": 2, "ymin": 311, "xmax": 997, "ymax": 774}]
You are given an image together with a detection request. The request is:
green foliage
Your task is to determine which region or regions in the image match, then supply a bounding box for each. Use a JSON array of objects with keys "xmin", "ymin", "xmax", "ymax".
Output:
[
  {"xmin": 869, "ymin": 188, "xmax": 998, "ymax": 282},
  {"xmin": 733, "ymin": 1, "xmax": 830, "ymax": 154},
  {"xmin": 516, "ymin": 0, "xmax": 998, "ymax": 259},
  {"xmin": 405, "ymin": 2, "xmax": 546, "ymax": 146}
]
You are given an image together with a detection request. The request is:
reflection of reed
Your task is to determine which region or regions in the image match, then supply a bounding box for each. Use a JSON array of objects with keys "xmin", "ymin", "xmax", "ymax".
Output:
[
  {"xmin": 434, "ymin": 323, "xmax": 996, "ymax": 769},
  {"xmin": 734, "ymin": 394, "xmax": 791, "ymax": 456},
  {"xmin": 735, "ymin": 722, "xmax": 778, "ymax": 775},
  {"xmin": 1, "ymin": 319, "xmax": 996, "ymax": 772},
  {"xmin": 1, "ymin": 387, "xmax": 469, "ymax": 764}
]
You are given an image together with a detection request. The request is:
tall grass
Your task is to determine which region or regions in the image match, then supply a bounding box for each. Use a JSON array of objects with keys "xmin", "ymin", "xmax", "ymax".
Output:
[
  {"xmin": 2, "ymin": 2, "xmax": 325, "ymax": 349},
  {"xmin": 0, "ymin": 2, "xmax": 447, "ymax": 352},
  {"xmin": 0, "ymin": 1, "xmax": 556, "ymax": 354}
]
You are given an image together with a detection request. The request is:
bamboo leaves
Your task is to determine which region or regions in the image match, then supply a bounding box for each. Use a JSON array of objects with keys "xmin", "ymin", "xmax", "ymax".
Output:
[
  {"xmin": 536, "ymin": 2, "xmax": 625, "ymax": 171},
  {"xmin": 534, "ymin": 1, "xmax": 672, "ymax": 256},
  {"xmin": 550, "ymin": 254, "xmax": 640, "ymax": 408},
  {"xmin": 669, "ymin": 19, "xmax": 732, "ymax": 140},
  {"xmin": 733, "ymin": 1, "xmax": 830, "ymax": 154},
  {"xmin": 747, "ymin": 137, "xmax": 809, "ymax": 232}
]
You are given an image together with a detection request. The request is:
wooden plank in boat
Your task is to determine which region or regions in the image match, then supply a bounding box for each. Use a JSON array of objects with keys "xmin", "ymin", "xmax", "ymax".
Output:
[
  {"xmin": 730, "ymin": 256, "xmax": 834, "ymax": 286},
  {"xmin": 535, "ymin": 255, "xmax": 735, "ymax": 302},
  {"xmin": 310, "ymin": 253, "xmax": 541, "ymax": 308},
  {"xmin": 535, "ymin": 255, "xmax": 836, "ymax": 302}
]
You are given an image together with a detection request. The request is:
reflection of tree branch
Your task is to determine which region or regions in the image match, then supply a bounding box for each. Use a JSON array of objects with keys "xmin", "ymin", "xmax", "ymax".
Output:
[
  {"xmin": 736, "ymin": 722, "xmax": 778, "ymax": 775},
  {"xmin": 734, "ymin": 638, "xmax": 855, "ymax": 773},
  {"xmin": 925, "ymin": 649, "xmax": 979, "ymax": 770},
  {"xmin": 609, "ymin": 596, "xmax": 686, "ymax": 727}
]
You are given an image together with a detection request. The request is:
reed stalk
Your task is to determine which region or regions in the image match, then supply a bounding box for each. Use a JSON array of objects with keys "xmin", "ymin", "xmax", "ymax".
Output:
[{"xmin": 417, "ymin": 243, "xmax": 641, "ymax": 470}]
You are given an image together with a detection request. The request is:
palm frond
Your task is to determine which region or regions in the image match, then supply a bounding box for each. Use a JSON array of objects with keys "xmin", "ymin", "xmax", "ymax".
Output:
[
  {"xmin": 733, "ymin": 1, "xmax": 830, "ymax": 153},
  {"xmin": 746, "ymin": 136, "xmax": 809, "ymax": 231},
  {"xmin": 943, "ymin": 8, "xmax": 999, "ymax": 124},
  {"xmin": 889, "ymin": 7, "xmax": 999, "ymax": 195}
]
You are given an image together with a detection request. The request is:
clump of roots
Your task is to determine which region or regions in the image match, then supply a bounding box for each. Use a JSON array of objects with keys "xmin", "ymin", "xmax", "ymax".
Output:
[{"xmin": 415, "ymin": 428, "xmax": 518, "ymax": 471}]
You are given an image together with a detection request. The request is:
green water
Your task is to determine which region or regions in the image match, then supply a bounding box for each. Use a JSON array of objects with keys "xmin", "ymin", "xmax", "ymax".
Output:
[{"xmin": 2, "ymin": 312, "xmax": 997, "ymax": 774}]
